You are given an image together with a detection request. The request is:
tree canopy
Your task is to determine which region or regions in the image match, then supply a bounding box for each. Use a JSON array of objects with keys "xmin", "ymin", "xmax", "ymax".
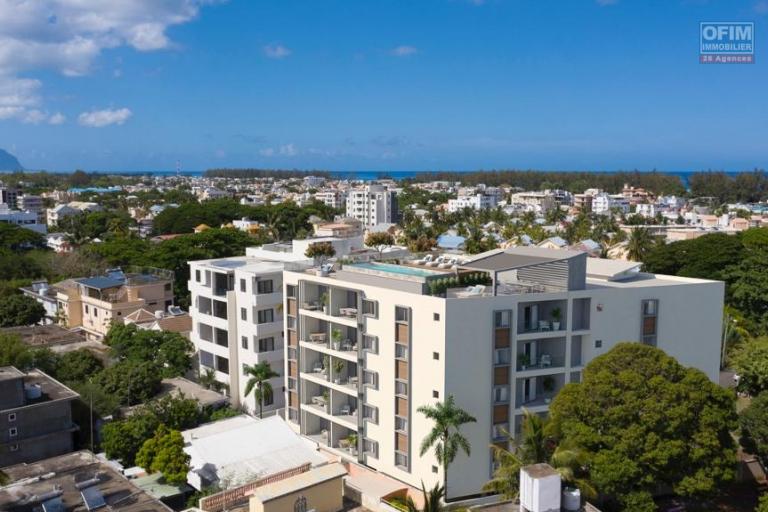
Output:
[
  {"xmin": 136, "ymin": 425, "xmax": 190, "ymax": 485},
  {"xmin": 549, "ymin": 343, "xmax": 737, "ymax": 511},
  {"xmin": 104, "ymin": 323, "xmax": 192, "ymax": 379},
  {"xmin": 0, "ymin": 294, "xmax": 46, "ymax": 327}
]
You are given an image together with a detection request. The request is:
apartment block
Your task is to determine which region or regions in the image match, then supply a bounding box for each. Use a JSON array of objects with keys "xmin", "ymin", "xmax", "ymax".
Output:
[
  {"xmin": 282, "ymin": 248, "xmax": 723, "ymax": 499},
  {"xmin": 53, "ymin": 267, "xmax": 175, "ymax": 341},
  {"xmin": 0, "ymin": 366, "xmax": 79, "ymax": 467},
  {"xmin": 188, "ymin": 224, "xmax": 367, "ymax": 413},
  {"xmin": 345, "ymin": 185, "xmax": 398, "ymax": 227}
]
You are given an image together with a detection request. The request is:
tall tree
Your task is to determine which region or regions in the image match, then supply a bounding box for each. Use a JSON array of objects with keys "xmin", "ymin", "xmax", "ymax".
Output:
[
  {"xmin": 417, "ymin": 395, "xmax": 477, "ymax": 499},
  {"xmin": 365, "ymin": 231, "xmax": 395, "ymax": 260},
  {"xmin": 406, "ymin": 482, "xmax": 445, "ymax": 512},
  {"xmin": 549, "ymin": 343, "xmax": 737, "ymax": 510},
  {"xmin": 0, "ymin": 294, "xmax": 46, "ymax": 327},
  {"xmin": 243, "ymin": 362, "xmax": 279, "ymax": 418},
  {"xmin": 626, "ymin": 227, "xmax": 654, "ymax": 262}
]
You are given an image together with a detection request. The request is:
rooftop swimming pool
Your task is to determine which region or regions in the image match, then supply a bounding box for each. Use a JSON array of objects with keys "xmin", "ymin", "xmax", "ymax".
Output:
[{"xmin": 346, "ymin": 261, "xmax": 442, "ymax": 278}]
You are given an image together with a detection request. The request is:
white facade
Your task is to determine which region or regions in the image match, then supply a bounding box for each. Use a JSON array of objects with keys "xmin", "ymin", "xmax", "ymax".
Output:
[
  {"xmin": 0, "ymin": 208, "xmax": 47, "ymax": 234},
  {"xmin": 447, "ymin": 193, "xmax": 498, "ymax": 213},
  {"xmin": 314, "ymin": 190, "xmax": 346, "ymax": 209},
  {"xmin": 345, "ymin": 185, "xmax": 398, "ymax": 227},
  {"xmin": 282, "ymin": 248, "xmax": 723, "ymax": 500}
]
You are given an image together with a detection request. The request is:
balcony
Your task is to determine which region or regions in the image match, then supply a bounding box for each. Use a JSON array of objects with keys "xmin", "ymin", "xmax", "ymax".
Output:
[{"xmin": 516, "ymin": 354, "xmax": 566, "ymax": 373}]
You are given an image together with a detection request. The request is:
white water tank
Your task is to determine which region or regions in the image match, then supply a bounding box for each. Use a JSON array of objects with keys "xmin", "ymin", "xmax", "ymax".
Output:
[
  {"xmin": 519, "ymin": 463, "xmax": 561, "ymax": 512},
  {"xmin": 25, "ymin": 383, "xmax": 42, "ymax": 400},
  {"xmin": 562, "ymin": 487, "xmax": 581, "ymax": 511}
]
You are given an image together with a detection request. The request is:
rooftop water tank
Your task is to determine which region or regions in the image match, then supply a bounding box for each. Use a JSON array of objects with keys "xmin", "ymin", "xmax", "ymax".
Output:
[
  {"xmin": 563, "ymin": 487, "xmax": 581, "ymax": 511},
  {"xmin": 25, "ymin": 383, "xmax": 42, "ymax": 400}
]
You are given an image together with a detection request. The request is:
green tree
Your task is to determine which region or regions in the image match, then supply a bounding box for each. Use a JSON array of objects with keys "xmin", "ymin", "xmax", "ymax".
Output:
[
  {"xmin": 243, "ymin": 362, "xmax": 279, "ymax": 418},
  {"xmin": 732, "ymin": 338, "xmax": 768, "ymax": 396},
  {"xmin": 626, "ymin": 227, "xmax": 654, "ymax": 262},
  {"xmin": 406, "ymin": 482, "xmax": 445, "ymax": 512},
  {"xmin": 757, "ymin": 493, "xmax": 768, "ymax": 512},
  {"xmin": 365, "ymin": 231, "xmax": 395, "ymax": 259},
  {"xmin": 104, "ymin": 323, "xmax": 192, "ymax": 378},
  {"xmin": 101, "ymin": 410, "xmax": 160, "ymax": 466},
  {"xmin": 739, "ymin": 391, "xmax": 768, "ymax": 465},
  {"xmin": 417, "ymin": 395, "xmax": 477, "ymax": 499},
  {"xmin": 0, "ymin": 333, "xmax": 58, "ymax": 372},
  {"xmin": 549, "ymin": 343, "xmax": 737, "ymax": 510},
  {"xmin": 148, "ymin": 394, "xmax": 202, "ymax": 430},
  {"xmin": 136, "ymin": 425, "xmax": 190, "ymax": 485},
  {"xmin": 304, "ymin": 241, "xmax": 336, "ymax": 264},
  {"xmin": 0, "ymin": 294, "xmax": 46, "ymax": 327},
  {"xmin": 95, "ymin": 360, "xmax": 163, "ymax": 406},
  {"xmin": 0, "ymin": 223, "xmax": 45, "ymax": 250},
  {"xmin": 53, "ymin": 349, "xmax": 103, "ymax": 384}
]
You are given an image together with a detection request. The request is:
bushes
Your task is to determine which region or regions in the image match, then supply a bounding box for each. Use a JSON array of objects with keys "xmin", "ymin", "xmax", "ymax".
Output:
[{"xmin": 427, "ymin": 272, "xmax": 491, "ymax": 296}]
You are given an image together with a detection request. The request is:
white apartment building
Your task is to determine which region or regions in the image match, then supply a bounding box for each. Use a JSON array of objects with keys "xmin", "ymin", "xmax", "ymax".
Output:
[
  {"xmin": 592, "ymin": 192, "xmax": 630, "ymax": 215},
  {"xmin": 447, "ymin": 193, "xmax": 499, "ymax": 213},
  {"xmin": 346, "ymin": 185, "xmax": 398, "ymax": 227},
  {"xmin": 282, "ymin": 248, "xmax": 723, "ymax": 500},
  {"xmin": 315, "ymin": 190, "xmax": 347, "ymax": 209},
  {"xmin": 0, "ymin": 208, "xmax": 47, "ymax": 234},
  {"xmin": 508, "ymin": 191, "xmax": 555, "ymax": 214},
  {"xmin": 188, "ymin": 223, "xmax": 367, "ymax": 414}
]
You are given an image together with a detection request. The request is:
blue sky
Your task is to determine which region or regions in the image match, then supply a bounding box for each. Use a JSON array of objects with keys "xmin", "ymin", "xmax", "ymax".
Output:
[{"xmin": 0, "ymin": 0, "xmax": 766, "ymax": 172}]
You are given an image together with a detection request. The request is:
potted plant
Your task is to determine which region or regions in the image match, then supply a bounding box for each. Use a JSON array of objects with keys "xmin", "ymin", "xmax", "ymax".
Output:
[
  {"xmin": 551, "ymin": 307, "xmax": 562, "ymax": 330},
  {"xmin": 331, "ymin": 328, "xmax": 342, "ymax": 350},
  {"xmin": 542, "ymin": 375, "xmax": 556, "ymax": 403},
  {"xmin": 320, "ymin": 293, "xmax": 329, "ymax": 314},
  {"xmin": 322, "ymin": 356, "xmax": 330, "ymax": 378},
  {"xmin": 333, "ymin": 359, "xmax": 345, "ymax": 384},
  {"xmin": 322, "ymin": 390, "xmax": 330, "ymax": 412},
  {"xmin": 347, "ymin": 433, "xmax": 358, "ymax": 454},
  {"xmin": 518, "ymin": 352, "xmax": 531, "ymax": 370}
]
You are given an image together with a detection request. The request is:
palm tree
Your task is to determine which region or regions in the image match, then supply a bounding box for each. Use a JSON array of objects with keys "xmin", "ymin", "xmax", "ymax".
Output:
[
  {"xmin": 484, "ymin": 409, "xmax": 596, "ymax": 501},
  {"xmin": 406, "ymin": 482, "xmax": 446, "ymax": 512},
  {"xmin": 626, "ymin": 227, "xmax": 654, "ymax": 262},
  {"xmin": 243, "ymin": 362, "xmax": 279, "ymax": 418},
  {"xmin": 417, "ymin": 395, "xmax": 477, "ymax": 500}
]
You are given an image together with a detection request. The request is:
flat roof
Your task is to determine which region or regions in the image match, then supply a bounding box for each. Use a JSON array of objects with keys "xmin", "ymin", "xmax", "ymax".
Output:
[
  {"xmin": 0, "ymin": 366, "xmax": 24, "ymax": 381},
  {"xmin": 251, "ymin": 463, "xmax": 346, "ymax": 503},
  {"xmin": 1, "ymin": 325, "xmax": 87, "ymax": 347},
  {"xmin": 76, "ymin": 276, "xmax": 124, "ymax": 289},
  {"xmin": 0, "ymin": 451, "xmax": 172, "ymax": 512},
  {"xmin": 461, "ymin": 246, "xmax": 583, "ymax": 273}
]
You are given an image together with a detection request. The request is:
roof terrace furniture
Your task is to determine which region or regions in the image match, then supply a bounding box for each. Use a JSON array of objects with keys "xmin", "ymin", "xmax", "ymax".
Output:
[
  {"xmin": 310, "ymin": 332, "xmax": 327, "ymax": 343},
  {"xmin": 339, "ymin": 307, "xmax": 358, "ymax": 317}
]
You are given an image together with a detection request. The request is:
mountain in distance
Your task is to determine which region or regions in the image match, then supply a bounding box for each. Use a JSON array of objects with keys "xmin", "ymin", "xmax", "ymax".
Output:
[{"xmin": 0, "ymin": 149, "xmax": 23, "ymax": 171}]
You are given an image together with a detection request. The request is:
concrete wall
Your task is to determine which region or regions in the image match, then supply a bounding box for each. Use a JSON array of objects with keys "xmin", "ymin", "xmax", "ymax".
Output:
[{"xmin": 249, "ymin": 477, "xmax": 343, "ymax": 512}]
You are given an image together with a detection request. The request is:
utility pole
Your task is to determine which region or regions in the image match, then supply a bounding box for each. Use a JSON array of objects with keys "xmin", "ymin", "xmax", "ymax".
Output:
[{"xmin": 89, "ymin": 377, "xmax": 94, "ymax": 453}]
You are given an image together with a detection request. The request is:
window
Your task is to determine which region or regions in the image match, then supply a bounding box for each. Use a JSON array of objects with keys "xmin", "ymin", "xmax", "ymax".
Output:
[
  {"xmin": 395, "ymin": 416, "xmax": 408, "ymax": 432},
  {"xmin": 241, "ymin": 336, "xmax": 248, "ymax": 349},
  {"xmin": 287, "ymin": 316, "xmax": 296, "ymax": 329},
  {"xmin": 641, "ymin": 299, "xmax": 659, "ymax": 347},
  {"xmin": 364, "ymin": 405, "xmax": 378, "ymax": 423},
  {"xmin": 200, "ymin": 350, "xmax": 214, "ymax": 368},
  {"xmin": 494, "ymin": 310, "xmax": 511, "ymax": 328},
  {"xmin": 263, "ymin": 393, "xmax": 274, "ymax": 406},
  {"xmin": 214, "ymin": 328, "xmax": 228, "ymax": 347},
  {"xmin": 432, "ymin": 466, "xmax": 438, "ymax": 474},
  {"xmin": 84, "ymin": 305, "xmax": 89, "ymax": 314},
  {"xmin": 595, "ymin": 339, "xmax": 602, "ymax": 348},
  {"xmin": 362, "ymin": 299, "xmax": 378, "ymax": 317},
  {"xmin": 216, "ymin": 355, "xmax": 229, "ymax": 374},
  {"xmin": 286, "ymin": 284, "xmax": 297, "ymax": 298},
  {"xmin": 164, "ymin": 282, "xmax": 172, "ymax": 291},
  {"xmin": 8, "ymin": 413, "xmax": 16, "ymax": 422},
  {"xmin": 9, "ymin": 443, "xmax": 18, "ymax": 452},
  {"xmin": 395, "ymin": 306, "xmax": 410, "ymax": 323},
  {"xmin": 287, "ymin": 347, "xmax": 297, "ymax": 360},
  {"xmin": 257, "ymin": 309, "xmax": 274, "ymax": 324},
  {"xmin": 240, "ymin": 308, "xmax": 247, "ymax": 321},
  {"xmin": 364, "ymin": 438, "xmax": 378, "ymax": 458},
  {"xmin": 433, "ymin": 352, "xmax": 439, "ymax": 360},
  {"xmin": 363, "ymin": 370, "xmax": 378, "ymax": 389},
  {"xmin": 395, "ymin": 452, "xmax": 408, "ymax": 469},
  {"xmin": 197, "ymin": 296, "xmax": 213, "ymax": 315},
  {"xmin": 433, "ymin": 390, "xmax": 439, "ymax": 398},
  {"xmin": 242, "ymin": 364, "xmax": 249, "ymax": 375},
  {"xmin": 198, "ymin": 323, "xmax": 213, "ymax": 342},
  {"xmin": 493, "ymin": 386, "xmax": 509, "ymax": 403},
  {"xmin": 195, "ymin": 269, "xmax": 201, "ymax": 282},
  {"xmin": 395, "ymin": 380, "xmax": 408, "ymax": 396},
  {"xmin": 433, "ymin": 313, "xmax": 440, "ymax": 321},
  {"xmin": 9, "ymin": 427, "xmax": 18, "ymax": 437},
  {"xmin": 258, "ymin": 337, "xmax": 276, "ymax": 352},
  {"xmin": 395, "ymin": 344, "xmax": 408, "ymax": 360},
  {"xmin": 213, "ymin": 300, "xmax": 228, "ymax": 319},
  {"xmin": 363, "ymin": 334, "xmax": 378, "ymax": 353},
  {"xmin": 93, "ymin": 308, "xmax": 98, "ymax": 317},
  {"xmin": 257, "ymin": 279, "xmax": 274, "ymax": 294}
]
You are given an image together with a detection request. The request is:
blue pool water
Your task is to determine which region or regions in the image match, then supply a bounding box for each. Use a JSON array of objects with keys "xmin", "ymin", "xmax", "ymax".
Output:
[{"xmin": 348, "ymin": 262, "xmax": 440, "ymax": 277}]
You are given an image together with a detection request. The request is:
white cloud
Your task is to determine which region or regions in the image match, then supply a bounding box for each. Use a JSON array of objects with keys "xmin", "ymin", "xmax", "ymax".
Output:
[
  {"xmin": 48, "ymin": 112, "xmax": 66, "ymax": 125},
  {"xmin": 78, "ymin": 107, "xmax": 133, "ymax": 127},
  {"xmin": 259, "ymin": 147, "xmax": 275, "ymax": 156},
  {"xmin": 390, "ymin": 45, "xmax": 418, "ymax": 57},
  {"xmin": 0, "ymin": 1, "xmax": 214, "ymax": 123},
  {"xmin": 279, "ymin": 143, "xmax": 297, "ymax": 156},
  {"xmin": 263, "ymin": 43, "xmax": 292, "ymax": 59}
]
